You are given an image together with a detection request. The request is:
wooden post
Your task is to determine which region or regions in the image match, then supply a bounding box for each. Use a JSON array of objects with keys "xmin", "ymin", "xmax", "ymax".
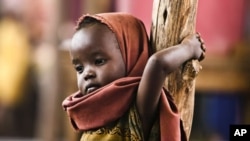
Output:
[{"xmin": 150, "ymin": 0, "xmax": 201, "ymax": 139}]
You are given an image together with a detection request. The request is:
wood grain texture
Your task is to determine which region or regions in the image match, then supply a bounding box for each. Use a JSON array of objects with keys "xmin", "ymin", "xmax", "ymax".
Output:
[{"xmin": 150, "ymin": 0, "xmax": 201, "ymax": 139}]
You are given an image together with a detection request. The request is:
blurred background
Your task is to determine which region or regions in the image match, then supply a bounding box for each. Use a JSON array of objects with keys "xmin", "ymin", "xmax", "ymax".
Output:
[{"xmin": 0, "ymin": 0, "xmax": 249, "ymax": 141}]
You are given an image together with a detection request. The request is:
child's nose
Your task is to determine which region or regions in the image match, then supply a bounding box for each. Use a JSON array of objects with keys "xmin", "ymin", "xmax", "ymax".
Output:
[{"xmin": 83, "ymin": 68, "xmax": 96, "ymax": 81}]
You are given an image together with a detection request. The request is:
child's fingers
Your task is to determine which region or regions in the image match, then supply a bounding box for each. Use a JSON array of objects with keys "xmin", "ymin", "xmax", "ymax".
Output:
[
  {"xmin": 196, "ymin": 32, "xmax": 201, "ymax": 37},
  {"xmin": 196, "ymin": 32, "xmax": 206, "ymax": 51},
  {"xmin": 199, "ymin": 51, "xmax": 205, "ymax": 61},
  {"xmin": 196, "ymin": 33, "xmax": 204, "ymax": 44},
  {"xmin": 195, "ymin": 32, "xmax": 206, "ymax": 61},
  {"xmin": 199, "ymin": 43, "xmax": 206, "ymax": 61},
  {"xmin": 201, "ymin": 43, "xmax": 206, "ymax": 52},
  {"xmin": 200, "ymin": 38, "xmax": 205, "ymax": 45}
]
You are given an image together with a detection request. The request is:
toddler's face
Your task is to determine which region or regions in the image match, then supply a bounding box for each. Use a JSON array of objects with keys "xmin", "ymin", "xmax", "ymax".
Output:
[{"xmin": 70, "ymin": 24, "xmax": 126, "ymax": 95}]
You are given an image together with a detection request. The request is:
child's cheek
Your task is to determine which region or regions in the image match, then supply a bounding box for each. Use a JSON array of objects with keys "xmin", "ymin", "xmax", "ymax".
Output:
[{"xmin": 77, "ymin": 74, "xmax": 85, "ymax": 94}]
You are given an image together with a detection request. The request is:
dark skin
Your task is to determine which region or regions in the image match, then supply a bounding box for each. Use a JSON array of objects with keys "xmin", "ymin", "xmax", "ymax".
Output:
[
  {"xmin": 70, "ymin": 23, "xmax": 205, "ymax": 140},
  {"xmin": 70, "ymin": 24, "xmax": 125, "ymax": 95}
]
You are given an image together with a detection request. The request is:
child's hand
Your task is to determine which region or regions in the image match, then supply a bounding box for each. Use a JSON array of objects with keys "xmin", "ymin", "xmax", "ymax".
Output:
[{"xmin": 181, "ymin": 33, "xmax": 206, "ymax": 61}]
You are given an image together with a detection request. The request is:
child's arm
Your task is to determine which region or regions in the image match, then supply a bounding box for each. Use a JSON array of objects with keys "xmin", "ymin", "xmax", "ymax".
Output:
[{"xmin": 136, "ymin": 33, "xmax": 205, "ymax": 138}]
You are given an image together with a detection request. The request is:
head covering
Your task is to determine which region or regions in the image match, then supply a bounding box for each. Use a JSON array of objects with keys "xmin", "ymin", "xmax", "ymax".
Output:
[
  {"xmin": 62, "ymin": 12, "xmax": 185, "ymax": 141},
  {"xmin": 76, "ymin": 12, "xmax": 151, "ymax": 77}
]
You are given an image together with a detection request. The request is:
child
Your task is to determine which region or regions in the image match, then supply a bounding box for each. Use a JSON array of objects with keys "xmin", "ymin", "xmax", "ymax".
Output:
[{"xmin": 62, "ymin": 12, "xmax": 205, "ymax": 141}]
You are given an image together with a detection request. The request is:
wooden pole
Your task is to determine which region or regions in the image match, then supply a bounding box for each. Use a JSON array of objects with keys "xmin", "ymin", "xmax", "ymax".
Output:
[{"xmin": 150, "ymin": 0, "xmax": 201, "ymax": 139}]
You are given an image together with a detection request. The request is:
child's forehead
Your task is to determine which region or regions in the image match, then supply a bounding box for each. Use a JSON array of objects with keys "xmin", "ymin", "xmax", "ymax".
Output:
[
  {"xmin": 71, "ymin": 24, "xmax": 119, "ymax": 52},
  {"xmin": 73, "ymin": 24, "xmax": 110, "ymax": 42},
  {"xmin": 74, "ymin": 22, "xmax": 119, "ymax": 46},
  {"xmin": 78, "ymin": 22, "xmax": 113, "ymax": 37}
]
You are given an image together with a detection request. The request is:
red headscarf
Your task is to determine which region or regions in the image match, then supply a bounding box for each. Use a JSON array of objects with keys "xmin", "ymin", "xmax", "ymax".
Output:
[{"xmin": 62, "ymin": 12, "xmax": 185, "ymax": 141}]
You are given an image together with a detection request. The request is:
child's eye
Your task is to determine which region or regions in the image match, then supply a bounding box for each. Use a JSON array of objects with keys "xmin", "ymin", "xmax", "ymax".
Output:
[
  {"xmin": 75, "ymin": 65, "xmax": 83, "ymax": 73},
  {"xmin": 95, "ymin": 59, "xmax": 106, "ymax": 66}
]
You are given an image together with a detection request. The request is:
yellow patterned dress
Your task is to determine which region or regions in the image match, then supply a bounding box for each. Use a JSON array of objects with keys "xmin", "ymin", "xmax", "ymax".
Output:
[{"xmin": 80, "ymin": 104, "xmax": 160, "ymax": 141}]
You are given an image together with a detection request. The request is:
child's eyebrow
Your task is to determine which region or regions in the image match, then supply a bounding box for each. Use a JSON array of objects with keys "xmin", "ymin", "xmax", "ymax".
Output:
[{"xmin": 72, "ymin": 59, "xmax": 79, "ymax": 64}]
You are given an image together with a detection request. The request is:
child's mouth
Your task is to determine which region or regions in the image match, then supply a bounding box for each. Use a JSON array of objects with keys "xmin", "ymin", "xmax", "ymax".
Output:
[
  {"xmin": 86, "ymin": 86, "xmax": 99, "ymax": 94},
  {"xmin": 85, "ymin": 84, "xmax": 100, "ymax": 94}
]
